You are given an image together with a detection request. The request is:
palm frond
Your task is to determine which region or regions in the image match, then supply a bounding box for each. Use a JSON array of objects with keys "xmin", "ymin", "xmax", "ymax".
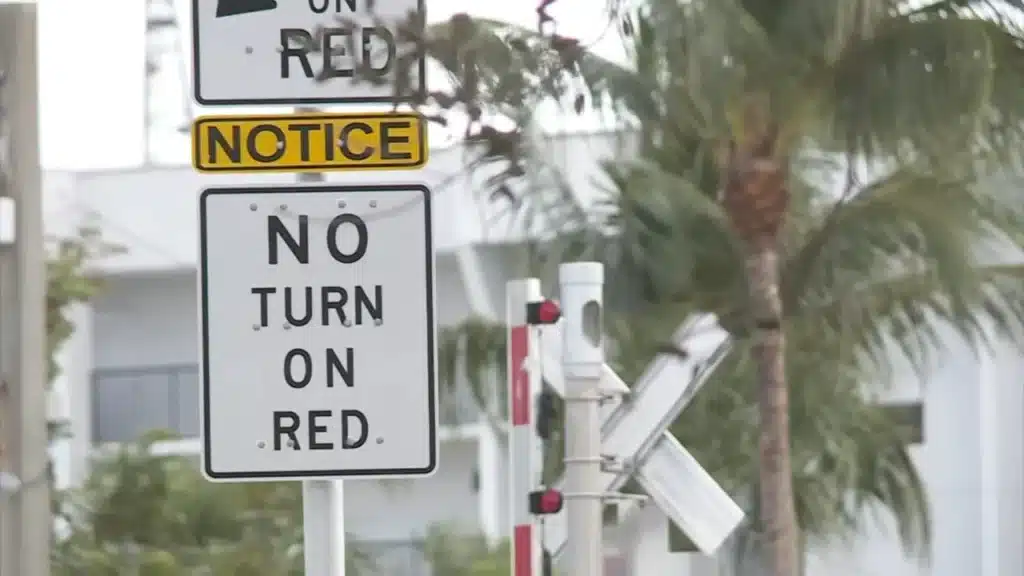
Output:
[
  {"xmin": 799, "ymin": 263, "xmax": 1024, "ymax": 375},
  {"xmin": 818, "ymin": 15, "xmax": 1022, "ymax": 163},
  {"xmin": 424, "ymin": 16, "xmax": 635, "ymax": 121},
  {"xmin": 437, "ymin": 317, "xmax": 508, "ymax": 426},
  {"xmin": 784, "ymin": 169, "xmax": 1024, "ymax": 371},
  {"xmin": 595, "ymin": 1, "xmax": 1024, "ymax": 167},
  {"xmin": 590, "ymin": 160, "xmax": 747, "ymax": 314},
  {"xmin": 785, "ymin": 170, "xmax": 991, "ymax": 306}
]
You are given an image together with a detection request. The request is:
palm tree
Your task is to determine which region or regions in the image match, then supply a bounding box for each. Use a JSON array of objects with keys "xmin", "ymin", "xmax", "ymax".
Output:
[
  {"xmin": 411, "ymin": 3, "xmax": 1024, "ymax": 574},
  {"xmin": 589, "ymin": 3, "xmax": 1024, "ymax": 572}
]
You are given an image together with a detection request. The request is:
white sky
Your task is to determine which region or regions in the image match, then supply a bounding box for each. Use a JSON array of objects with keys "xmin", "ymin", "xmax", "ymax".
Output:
[{"xmin": 37, "ymin": 0, "xmax": 628, "ymax": 171}]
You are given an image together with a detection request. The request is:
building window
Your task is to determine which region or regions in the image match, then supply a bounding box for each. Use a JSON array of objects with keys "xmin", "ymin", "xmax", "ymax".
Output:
[
  {"xmin": 667, "ymin": 521, "xmax": 699, "ymax": 553},
  {"xmin": 882, "ymin": 401, "xmax": 925, "ymax": 445},
  {"xmin": 91, "ymin": 364, "xmax": 199, "ymax": 444}
]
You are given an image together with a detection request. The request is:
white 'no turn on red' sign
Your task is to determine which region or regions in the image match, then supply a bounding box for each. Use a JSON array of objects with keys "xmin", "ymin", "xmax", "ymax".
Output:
[{"xmin": 198, "ymin": 183, "xmax": 437, "ymax": 481}]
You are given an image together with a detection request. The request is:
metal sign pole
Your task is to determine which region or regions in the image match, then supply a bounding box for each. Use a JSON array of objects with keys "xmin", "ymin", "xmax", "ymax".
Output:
[
  {"xmin": 296, "ymin": 106, "xmax": 346, "ymax": 576},
  {"xmin": 192, "ymin": 2, "xmax": 434, "ymax": 573},
  {"xmin": 302, "ymin": 479, "xmax": 346, "ymax": 575},
  {"xmin": 560, "ymin": 262, "xmax": 605, "ymax": 576}
]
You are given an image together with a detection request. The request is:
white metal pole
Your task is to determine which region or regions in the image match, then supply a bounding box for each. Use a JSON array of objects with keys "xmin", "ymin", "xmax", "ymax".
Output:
[
  {"xmin": 560, "ymin": 262, "xmax": 605, "ymax": 576},
  {"xmin": 302, "ymin": 480, "xmax": 346, "ymax": 575},
  {"xmin": 296, "ymin": 106, "xmax": 345, "ymax": 576},
  {"xmin": 0, "ymin": 4, "xmax": 49, "ymax": 576}
]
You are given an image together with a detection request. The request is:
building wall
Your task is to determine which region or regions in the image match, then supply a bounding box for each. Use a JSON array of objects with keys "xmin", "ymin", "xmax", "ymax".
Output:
[
  {"xmin": 616, "ymin": 504, "xmax": 705, "ymax": 575},
  {"xmin": 50, "ymin": 303, "xmax": 92, "ymax": 491},
  {"xmin": 344, "ymin": 438, "xmax": 483, "ymax": 542},
  {"xmin": 992, "ymin": 337, "xmax": 1024, "ymax": 576},
  {"xmin": 93, "ymin": 272, "xmax": 197, "ymax": 368}
]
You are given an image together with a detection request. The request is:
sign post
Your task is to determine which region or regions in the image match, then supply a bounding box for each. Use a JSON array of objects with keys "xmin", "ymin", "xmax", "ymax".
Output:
[
  {"xmin": 191, "ymin": 0, "xmax": 431, "ymax": 571},
  {"xmin": 199, "ymin": 183, "xmax": 437, "ymax": 576},
  {"xmin": 303, "ymin": 478, "xmax": 347, "ymax": 574},
  {"xmin": 293, "ymin": 105, "xmax": 347, "ymax": 576}
]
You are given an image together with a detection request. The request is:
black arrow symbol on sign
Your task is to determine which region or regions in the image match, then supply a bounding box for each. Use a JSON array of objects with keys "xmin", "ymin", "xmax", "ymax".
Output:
[{"xmin": 216, "ymin": 0, "xmax": 278, "ymax": 18}]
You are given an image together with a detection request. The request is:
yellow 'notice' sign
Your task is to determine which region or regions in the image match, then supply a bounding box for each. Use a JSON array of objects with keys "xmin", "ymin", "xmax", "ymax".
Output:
[{"xmin": 191, "ymin": 112, "xmax": 427, "ymax": 173}]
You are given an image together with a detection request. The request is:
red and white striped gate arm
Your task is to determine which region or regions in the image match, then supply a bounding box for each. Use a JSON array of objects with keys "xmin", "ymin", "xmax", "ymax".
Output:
[{"xmin": 506, "ymin": 279, "xmax": 544, "ymax": 576}]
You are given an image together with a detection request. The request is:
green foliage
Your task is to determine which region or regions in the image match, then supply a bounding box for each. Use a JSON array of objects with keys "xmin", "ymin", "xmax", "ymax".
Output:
[
  {"xmin": 421, "ymin": 525, "xmax": 512, "ymax": 576},
  {"xmin": 46, "ymin": 223, "xmax": 121, "ymax": 383},
  {"xmin": 54, "ymin": 437, "xmax": 512, "ymax": 575},
  {"xmin": 438, "ymin": 318, "xmax": 508, "ymax": 424},
  {"xmin": 43, "ymin": 223, "xmax": 121, "ymax": 543},
  {"xmin": 52, "ymin": 435, "xmax": 369, "ymax": 575}
]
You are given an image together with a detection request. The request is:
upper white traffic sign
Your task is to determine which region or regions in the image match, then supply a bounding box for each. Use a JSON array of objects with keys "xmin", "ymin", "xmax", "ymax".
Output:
[
  {"xmin": 192, "ymin": 0, "xmax": 425, "ymax": 106},
  {"xmin": 199, "ymin": 183, "xmax": 437, "ymax": 480}
]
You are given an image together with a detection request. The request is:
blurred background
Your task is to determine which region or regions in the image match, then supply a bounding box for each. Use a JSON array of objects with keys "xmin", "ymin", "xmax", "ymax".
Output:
[{"xmin": 1, "ymin": 0, "xmax": 1023, "ymax": 575}]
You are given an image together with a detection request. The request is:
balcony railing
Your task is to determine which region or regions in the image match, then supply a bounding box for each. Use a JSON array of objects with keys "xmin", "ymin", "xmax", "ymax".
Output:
[{"xmin": 91, "ymin": 364, "xmax": 485, "ymax": 445}]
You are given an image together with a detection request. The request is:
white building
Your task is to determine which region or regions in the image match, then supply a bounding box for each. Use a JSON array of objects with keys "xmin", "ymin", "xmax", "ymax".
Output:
[{"xmin": 43, "ymin": 129, "xmax": 1024, "ymax": 576}]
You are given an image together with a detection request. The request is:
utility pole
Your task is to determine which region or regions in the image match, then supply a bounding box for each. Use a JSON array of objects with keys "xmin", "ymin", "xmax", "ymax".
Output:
[
  {"xmin": 560, "ymin": 262, "xmax": 605, "ymax": 576},
  {"xmin": 0, "ymin": 4, "xmax": 51, "ymax": 576},
  {"xmin": 295, "ymin": 106, "xmax": 346, "ymax": 576}
]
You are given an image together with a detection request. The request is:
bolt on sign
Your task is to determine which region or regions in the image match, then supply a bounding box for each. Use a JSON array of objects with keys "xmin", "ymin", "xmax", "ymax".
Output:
[
  {"xmin": 199, "ymin": 184, "xmax": 437, "ymax": 481},
  {"xmin": 191, "ymin": 112, "xmax": 427, "ymax": 173},
  {"xmin": 193, "ymin": 0, "xmax": 425, "ymax": 105}
]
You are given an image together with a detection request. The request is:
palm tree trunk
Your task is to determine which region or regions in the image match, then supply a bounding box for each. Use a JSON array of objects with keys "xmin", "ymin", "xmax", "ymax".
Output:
[
  {"xmin": 747, "ymin": 246, "xmax": 799, "ymax": 576},
  {"xmin": 720, "ymin": 108, "xmax": 797, "ymax": 575}
]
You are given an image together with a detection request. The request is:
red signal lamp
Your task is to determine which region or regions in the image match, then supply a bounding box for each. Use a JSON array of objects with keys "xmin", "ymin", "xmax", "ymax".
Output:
[
  {"xmin": 526, "ymin": 300, "xmax": 561, "ymax": 325},
  {"xmin": 529, "ymin": 488, "xmax": 564, "ymax": 515}
]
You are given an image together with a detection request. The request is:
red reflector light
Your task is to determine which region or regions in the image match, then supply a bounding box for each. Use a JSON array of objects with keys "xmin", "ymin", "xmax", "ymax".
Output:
[
  {"xmin": 526, "ymin": 300, "xmax": 562, "ymax": 325},
  {"xmin": 529, "ymin": 488, "xmax": 564, "ymax": 515}
]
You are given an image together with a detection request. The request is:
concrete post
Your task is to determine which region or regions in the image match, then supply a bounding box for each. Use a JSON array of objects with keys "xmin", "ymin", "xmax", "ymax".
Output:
[
  {"xmin": 0, "ymin": 4, "xmax": 51, "ymax": 575},
  {"xmin": 560, "ymin": 262, "xmax": 605, "ymax": 576}
]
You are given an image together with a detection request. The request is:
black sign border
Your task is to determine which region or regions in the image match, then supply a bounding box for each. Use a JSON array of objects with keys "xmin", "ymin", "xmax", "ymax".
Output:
[
  {"xmin": 191, "ymin": 0, "xmax": 428, "ymax": 106},
  {"xmin": 199, "ymin": 183, "xmax": 437, "ymax": 480}
]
